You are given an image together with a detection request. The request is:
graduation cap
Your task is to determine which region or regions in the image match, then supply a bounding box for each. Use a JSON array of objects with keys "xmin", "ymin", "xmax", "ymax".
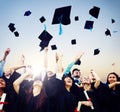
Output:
[
  {"xmin": 39, "ymin": 16, "xmax": 46, "ymax": 23},
  {"xmin": 94, "ymin": 48, "xmax": 100, "ymax": 55},
  {"xmin": 105, "ymin": 28, "xmax": 111, "ymax": 36},
  {"xmin": 75, "ymin": 59, "xmax": 81, "ymax": 65},
  {"xmin": 89, "ymin": 6, "xmax": 100, "ymax": 19},
  {"xmin": 8, "ymin": 23, "xmax": 16, "ymax": 32},
  {"xmin": 24, "ymin": 10, "xmax": 31, "ymax": 16},
  {"xmin": 52, "ymin": 5, "xmax": 71, "ymax": 25},
  {"xmin": 71, "ymin": 39, "xmax": 76, "ymax": 45},
  {"xmin": 38, "ymin": 30, "xmax": 53, "ymax": 51},
  {"xmin": 75, "ymin": 16, "xmax": 79, "ymax": 21},
  {"xmin": 111, "ymin": 18, "xmax": 115, "ymax": 23},
  {"xmin": 14, "ymin": 31, "xmax": 19, "ymax": 37},
  {"xmin": 84, "ymin": 20, "xmax": 94, "ymax": 30},
  {"xmin": 51, "ymin": 45, "xmax": 57, "ymax": 50}
]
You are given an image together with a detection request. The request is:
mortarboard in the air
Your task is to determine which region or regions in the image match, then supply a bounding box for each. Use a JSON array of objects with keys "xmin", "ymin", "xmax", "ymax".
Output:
[
  {"xmin": 84, "ymin": 20, "xmax": 94, "ymax": 30},
  {"xmin": 52, "ymin": 6, "xmax": 72, "ymax": 25},
  {"xmin": 51, "ymin": 45, "xmax": 57, "ymax": 50},
  {"xmin": 14, "ymin": 31, "xmax": 19, "ymax": 37},
  {"xmin": 105, "ymin": 28, "xmax": 111, "ymax": 36},
  {"xmin": 89, "ymin": 6, "xmax": 100, "ymax": 19},
  {"xmin": 94, "ymin": 48, "xmax": 100, "ymax": 55},
  {"xmin": 38, "ymin": 30, "xmax": 53, "ymax": 51},
  {"xmin": 39, "ymin": 16, "xmax": 46, "ymax": 23},
  {"xmin": 24, "ymin": 10, "xmax": 31, "ymax": 16},
  {"xmin": 111, "ymin": 18, "xmax": 115, "ymax": 23},
  {"xmin": 75, "ymin": 59, "xmax": 81, "ymax": 65},
  {"xmin": 8, "ymin": 23, "xmax": 16, "ymax": 32},
  {"xmin": 75, "ymin": 16, "xmax": 79, "ymax": 21},
  {"xmin": 71, "ymin": 39, "xmax": 76, "ymax": 45}
]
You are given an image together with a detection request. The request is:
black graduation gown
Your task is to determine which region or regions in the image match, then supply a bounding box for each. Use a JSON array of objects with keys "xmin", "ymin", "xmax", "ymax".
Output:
[
  {"xmin": 71, "ymin": 83, "xmax": 102, "ymax": 112},
  {"xmin": 91, "ymin": 82, "xmax": 114, "ymax": 112},
  {"xmin": 43, "ymin": 75, "xmax": 66, "ymax": 112},
  {"xmin": 17, "ymin": 80, "xmax": 49, "ymax": 112},
  {"xmin": 2, "ymin": 71, "xmax": 21, "ymax": 112},
  {"xmin": 108, "ymin": 86, "xmax": 120, "ymax": 112},
  {"xmin": 43, "ymin": 75, "xmax": 78, "ymax": 112},
  {"xmin": 64, "ymin": 89, "xmax": 78, "ymax": 112}
]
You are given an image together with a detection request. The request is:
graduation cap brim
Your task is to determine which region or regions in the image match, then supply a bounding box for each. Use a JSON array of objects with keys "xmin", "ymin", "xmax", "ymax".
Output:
[
  {"xmin": 84, "ymin": 20, "xmax": 94, "ymax": 30},
  {"xmin": 94, "ymin": 49, "xmax": 100, "ymax": 55},
  {"xmin": 14, "ymin": 31, "xmax": 19, "ymax": 37},
  {"xmin": 89, "ymin": 6, "xmax": 100, "ymax": 19},
  {"xmin": 52, "ymin": 6, "xmax": 72, "ymax": 25},
  {"xmin": 38, "ymin": 30, "xmax": 53, "ymax": 41},
  {"xmin": 111, "ymin": 19, "xmax": 115, "ymax": 23},
  {"xmin": 39, "ymin": 16, "xmax": 46, "ymax": 23},
  {"xmin": 8, "ymin": 23, "xmax": 16, "ymax": 32},
  {"xmin": 38, "ymin": 30, "xmax": 53, "ymax": 51},
  {"xmin": 105, "ymin": 28, "xmax": 111, "ymax": 36},
  {"xmin": 75, "ymin": 16, "xmax": 79, "ymax": 21},
  {"xmin": 24, "ymin": 10, "xmax": 31, "ymax": 16},
  {"xmin": 71, "ymin": 39, "xmax": 76, "ymax": 45},
  {"xmin": 51, "ymin": 45, "xmax": 57, "ymax": 50}
]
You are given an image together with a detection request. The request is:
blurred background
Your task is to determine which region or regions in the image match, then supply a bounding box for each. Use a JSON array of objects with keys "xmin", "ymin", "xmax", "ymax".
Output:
[{"xmin": 0, "ymin": 0, "xmax": 120, "ymax": 82}]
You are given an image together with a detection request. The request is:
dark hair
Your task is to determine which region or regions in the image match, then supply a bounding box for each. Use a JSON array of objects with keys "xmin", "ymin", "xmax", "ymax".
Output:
[
  {"xmin": 72, "ymin": 68, "xmax": 80, "ymax": 74},
  {"xmin": 62, "ymin": 72, "xmax": 74, "ymax": 83},
  {"xmin": 106, "ymin": 72, "xmax": 120, "ymax": 84}
]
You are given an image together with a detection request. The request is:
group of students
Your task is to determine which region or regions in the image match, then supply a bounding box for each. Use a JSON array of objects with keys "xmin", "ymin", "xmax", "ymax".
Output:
[{"xmin": 0, "ymin": 48, "xmax": 120, "ymax": 112}]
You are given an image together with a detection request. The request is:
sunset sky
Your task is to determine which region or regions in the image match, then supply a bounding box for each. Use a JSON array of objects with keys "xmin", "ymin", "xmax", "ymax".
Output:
[{"xmin": 0, "ymin": 0, "xmax": 120, "ymax": 82}]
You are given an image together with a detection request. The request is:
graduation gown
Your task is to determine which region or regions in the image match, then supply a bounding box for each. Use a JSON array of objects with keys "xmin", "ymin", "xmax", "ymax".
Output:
[{"xmin": 2, "ymin": 71, "xmax": 21, "ymax": 112}]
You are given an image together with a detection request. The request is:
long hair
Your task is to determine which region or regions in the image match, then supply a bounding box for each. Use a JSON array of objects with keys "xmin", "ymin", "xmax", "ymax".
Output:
[{"xmin": 106, "ymin": 72, "xmax": 120, "ymax": 84}]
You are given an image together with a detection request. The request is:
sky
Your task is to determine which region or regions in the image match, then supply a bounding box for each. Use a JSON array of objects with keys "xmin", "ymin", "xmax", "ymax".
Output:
[{"xmin": 0, "ymin": 0, "xmax": 120, "ymax": 82}]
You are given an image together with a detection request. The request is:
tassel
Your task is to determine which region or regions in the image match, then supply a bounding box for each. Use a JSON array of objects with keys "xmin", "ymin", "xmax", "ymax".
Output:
[
  {"xmin": 44, "ymin": 24, "xmax": 46, "ymax": 31},
  {"xmin": 59, "ymin": 22, "xmax": 63, "ymax": 35},
  {"xmin": 58, "ymin": 15, "xmax": 63, "ymax": 35}
]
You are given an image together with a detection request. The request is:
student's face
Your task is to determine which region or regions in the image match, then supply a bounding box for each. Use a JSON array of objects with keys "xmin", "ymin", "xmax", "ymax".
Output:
[
  {"xmin": 72, "ymin": 70, "xmax": 81, "ymax": 78},
  {"xmin": 0, "ymin": 78, "xmax": 6, "ymax": 89},
  {"xmin": 108, "ymin": 74, "xmax": 117, "ymax": 84},
  {"xmin": 64, "ymin": 77, "xmax": 73, "ymax": 87}
]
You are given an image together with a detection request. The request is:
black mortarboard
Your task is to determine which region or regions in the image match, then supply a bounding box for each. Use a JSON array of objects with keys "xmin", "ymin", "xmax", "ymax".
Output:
[
  {"xmin": 75, "ymin": 16, "xmax": 79, "ymax": 21},
  {"xmin": 14, "ymin": 31, "xmax": 19, "ymax": 37},
  {"xmin": 52, "ymin": 6, "xmax": 71, "ymax": 25},
  {"xmin": 89, "ymin": 6, "xmax": 100, "ymax": 19},
  {"xmin": 111, "ymin": 19, "xmax": 115, "ymax": 23},
  {"xmin": 8, "ymin": 23, "xmax": 16, "ymax": 32},
  {"xmin": 75, "ymin": 59, "xmax": 81, "ymax": 65},
  {"xmin": 38, "ymin": 30, "xmax": 53, "ymax": 51},
  {"xmin": 84, "ymin": 20, "xmax": 94, "ymax": 30},
  {"xmin": 51, "ymin": 45, "xmax": 57, "ymax": 50},
  {"xmin": 71, "ymin": 39, "xmax": 76, "ymax": 45},
  {"xmin": 24, "ymin": 10, "xmax": 31, "ymax": 16},
  {"xmin": 94, "ymin": 48, "xmax": 100, "ymax": 55},
  {"xmin": 39, "ymin": 16, "xmax": 46, "ymax": 23},
  {"xmin": 105, "ymin": 28, "xmax": 111, "ymax": 36}
]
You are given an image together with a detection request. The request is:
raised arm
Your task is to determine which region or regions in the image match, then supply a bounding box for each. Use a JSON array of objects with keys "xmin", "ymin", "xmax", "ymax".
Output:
[
  {"xmin": 44, "ymin": 47, "xmax": 48, "ymax": 70},
  {"xmin": 108, "ymin": 81, "xmax": 120, "ymax": 89},
  {"xmin": 0, "ymin": 48, "xmax": 10, "ymax": 77},
  {"xmin": 13, "ymin": 68, "xmax": 33, "ymax": 94},
  {"xmin": 90, "ymin": 69, "xmax": 101, "ymax": 89},
  {"xmin": 55, "ymin": 52, "xmax": 64, "ymax": 74},
  {"xmin": 2, "ymin": 48, "xmax": 10, "ymax": 61},
  {"xmin": 64, "ymin": 52, "xmax": 84, "ymax": 75}
]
